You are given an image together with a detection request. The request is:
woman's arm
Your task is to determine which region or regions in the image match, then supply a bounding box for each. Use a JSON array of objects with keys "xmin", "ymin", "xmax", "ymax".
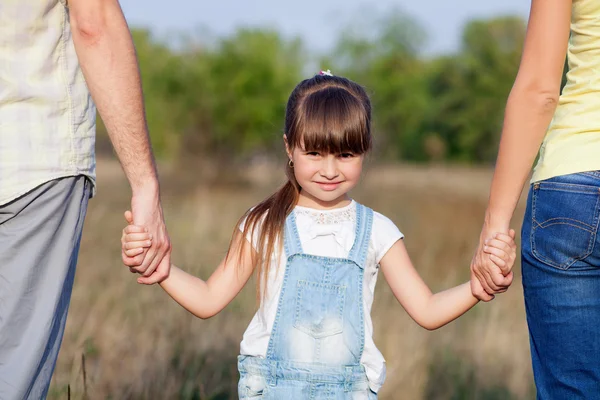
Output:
[
  {"xmin": 380, "ymin": 234, "xmax": 516, "ymax": 330},
  {"xmin": 471, "ymin": 0, "xmax": 572, "ymax": 298}
]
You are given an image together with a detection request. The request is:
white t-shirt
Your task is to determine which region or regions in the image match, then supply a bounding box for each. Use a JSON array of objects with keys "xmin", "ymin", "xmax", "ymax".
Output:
[{"xmin": 239, "ymin": 200, "xmax": 403, "ymax": 393}]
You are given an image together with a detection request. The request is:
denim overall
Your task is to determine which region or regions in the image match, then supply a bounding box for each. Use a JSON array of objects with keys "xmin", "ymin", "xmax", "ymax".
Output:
[{"xmin": 238, "ymin": 203, "xmax": 377, "ymax": 399}]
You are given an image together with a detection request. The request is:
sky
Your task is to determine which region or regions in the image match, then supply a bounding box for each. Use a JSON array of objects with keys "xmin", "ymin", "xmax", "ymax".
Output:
[{"xmin": 121, "ymin": 0, "xmax": 531, "ymax": 55}]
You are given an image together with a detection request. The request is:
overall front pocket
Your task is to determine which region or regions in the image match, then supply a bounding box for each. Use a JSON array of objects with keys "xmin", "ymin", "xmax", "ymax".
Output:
[
  {"xmin": 531, "ymin": 181, "xmax": 600, "ymax": 269},
  {"xmin": 238, "ymin": 371, "xmax": 268, "ymax": 399},
  {"xmin": 293, "ymin": 280, "xmax": 346, "ymax": 338}
]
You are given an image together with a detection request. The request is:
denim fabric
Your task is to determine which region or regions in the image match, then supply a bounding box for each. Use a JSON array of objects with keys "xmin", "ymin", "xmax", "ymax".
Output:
[
  {"xmin": 238, "ymin": 357, "xmax": 376, "ymax": 400},
  {"xmin": 521, "ymin": 171, "xmax": 600, "ymax": 399},
  {"xmin": 238, "ymin": 204, "xmax": 377, "ymax": 399}
]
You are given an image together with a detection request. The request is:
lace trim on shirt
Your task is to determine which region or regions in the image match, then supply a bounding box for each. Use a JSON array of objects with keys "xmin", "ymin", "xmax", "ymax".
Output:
[{"xmin": 294, "ymin": 202, "xmax": 356, "ymax": 224}]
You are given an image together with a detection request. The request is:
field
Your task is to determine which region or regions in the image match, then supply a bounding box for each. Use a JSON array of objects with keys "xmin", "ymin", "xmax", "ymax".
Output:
[{"xmin": 48, "ymin": 158, "xmax": 534, "ymax": 399}]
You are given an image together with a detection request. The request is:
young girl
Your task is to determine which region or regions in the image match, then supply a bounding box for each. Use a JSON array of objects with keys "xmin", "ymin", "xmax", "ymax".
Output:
[{"xmin": 121, "ymin": 72, "xmax": 517, "ymax": 399}]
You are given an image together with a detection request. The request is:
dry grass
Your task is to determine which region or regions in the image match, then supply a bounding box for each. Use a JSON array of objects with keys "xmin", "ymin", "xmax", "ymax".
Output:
[{"xmin": 48, "ymin": 158, "xmax": 534, "ymax": 400}]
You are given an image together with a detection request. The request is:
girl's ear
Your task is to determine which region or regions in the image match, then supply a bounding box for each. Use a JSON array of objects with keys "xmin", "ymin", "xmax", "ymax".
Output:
[{"xmin": 283, "ymin": 134, "xmax": 292, "ymax": 160}]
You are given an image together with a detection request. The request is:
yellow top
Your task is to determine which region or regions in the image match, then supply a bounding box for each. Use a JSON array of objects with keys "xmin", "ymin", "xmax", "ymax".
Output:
[{"xmin": 532, "ymin": 0, "xmax": 600, "ymax": 182}]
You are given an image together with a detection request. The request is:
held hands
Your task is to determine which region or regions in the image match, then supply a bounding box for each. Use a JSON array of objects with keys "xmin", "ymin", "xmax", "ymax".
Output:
[
  {"xmin": 121, "ymin": 210, "xmax": 167, "ymax": 283},
  {"xmin": 125, "ymin": 192, "xmax": 172, "ymax": 284},
  {"xmin": 470, "ymin": 229, "xmax": 517, "ymax": 301}
]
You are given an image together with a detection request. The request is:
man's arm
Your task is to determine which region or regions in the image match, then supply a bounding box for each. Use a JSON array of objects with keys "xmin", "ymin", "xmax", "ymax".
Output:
[{"xmin": 68, "ymin": 0, "xmax": 171, "ymax": 284}]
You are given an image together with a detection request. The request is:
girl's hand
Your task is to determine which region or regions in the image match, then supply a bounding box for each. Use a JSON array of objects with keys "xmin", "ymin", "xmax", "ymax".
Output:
[
  {"xmin": 121, "ymin": 210, "xmax": 152, "ymax": 261},
  {"xmin": 482, "ymin": 229, "xmax": 517, "ymax": 277}
]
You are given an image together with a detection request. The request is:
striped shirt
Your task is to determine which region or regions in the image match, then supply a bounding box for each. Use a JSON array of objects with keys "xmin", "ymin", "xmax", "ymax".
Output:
[{"xmin": 0, "ymin": 0, "xmax": 96, "ymax": 206}]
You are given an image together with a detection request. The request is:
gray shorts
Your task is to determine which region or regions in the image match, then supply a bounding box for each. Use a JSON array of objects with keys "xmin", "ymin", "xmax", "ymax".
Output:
[{"xmin": 0, "ymin": 176, "xmax": 90, "ymax": 400}]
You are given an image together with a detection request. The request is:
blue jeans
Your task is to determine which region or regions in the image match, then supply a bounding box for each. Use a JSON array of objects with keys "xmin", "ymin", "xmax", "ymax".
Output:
[{"xmin": 521, "ymin": 171, "xmax": 600, "ymax": 399}]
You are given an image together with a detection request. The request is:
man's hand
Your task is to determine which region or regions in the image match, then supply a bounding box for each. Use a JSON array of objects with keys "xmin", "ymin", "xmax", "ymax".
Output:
[
  {"xmin": 122, "ymin": 190, "xmax": 171, "ymax": 284},
  {"xmin": 69, "ymin": 0, "xmax": 170, "ymax": 284}
]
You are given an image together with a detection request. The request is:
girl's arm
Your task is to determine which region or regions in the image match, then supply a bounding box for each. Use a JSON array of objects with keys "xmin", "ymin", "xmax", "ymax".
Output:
[
  {"xmin": 471, "ymin": 0, "xmax": 572, "ymax": 296},
  {"xmin": 380, "ymin": 233, "xmax": 516, "ymax": 330},
  {"xmin": 122, "ymin": 224, "xmax": 256, "ymax": 319}
]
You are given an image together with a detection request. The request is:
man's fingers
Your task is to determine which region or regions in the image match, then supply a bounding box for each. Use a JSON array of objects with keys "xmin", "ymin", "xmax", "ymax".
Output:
[
  {"xmin": 129, "ymin": 197, "xmax": 172, "ymax": 282},
  {"xmin": 138, "ymin": 255, "xmax": 171, "ymax": 285},
  {"xmin": 130, "ymin": 230, "xmax": 170, "ymax": 276},
  {"xmin": 124, "ymin": 248, "xmax": 144, "ymax": 257},
  {"xmin": 130, "ymin": 247, "xmax": 157, "ymax": 274},
  {"xmin": 141, "ymin": 239, "xmax": 171, "ymax": 277},
  {"xmin": 122, "ymin": 251, "xmax": 145, "ymax": 267},
  {"xmin": 125, "ymin": 233, "xmax": 152, "ymax": 242},
  {"xmin": 124, "ymin": 240, "xmax": 152, "ymax": 250}
]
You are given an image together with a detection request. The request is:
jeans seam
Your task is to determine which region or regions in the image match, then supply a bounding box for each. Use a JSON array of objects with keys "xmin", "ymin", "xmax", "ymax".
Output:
[
  {"xmin": 530, "ymin": 185, "xmax": 600, "ymax": 270},
  {"xmin": 580, "ymin": 171, "xmax": 600, "ymax": 179},
  {"xmin": 266, "ymin": 255, "xmax": 292, "ymax": 359},
  {"xmin": 534, "ymin": 218, "xmax": 595, "ymax": 232},
  {"xmin": 538, "ymin": 183, "xmax": 600, "ymax": 194}
]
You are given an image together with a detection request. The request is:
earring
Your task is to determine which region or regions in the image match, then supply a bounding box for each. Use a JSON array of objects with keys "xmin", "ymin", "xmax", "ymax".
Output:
[{"xmin": 288, "ymin": 159, "xmax": 294, "ymax": 168}]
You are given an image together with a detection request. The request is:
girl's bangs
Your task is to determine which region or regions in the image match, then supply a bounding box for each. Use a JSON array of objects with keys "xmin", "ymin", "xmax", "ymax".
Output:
[{"xmin": 291, "ymin": 87, "xmax": 371, "ymax": 155}]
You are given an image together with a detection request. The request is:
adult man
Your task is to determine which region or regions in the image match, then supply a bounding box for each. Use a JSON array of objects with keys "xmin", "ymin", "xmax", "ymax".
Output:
[{"xmin": 0, "ymin": 1, "xmax": 171, "ymax": 398}]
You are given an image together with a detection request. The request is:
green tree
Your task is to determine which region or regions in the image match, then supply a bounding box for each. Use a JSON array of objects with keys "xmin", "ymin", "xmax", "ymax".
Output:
[
  {"xmin": 331, "ymin": 9, "xmax": 433, "ymax": 160},
  {"xmin": 431, "ymin": 17, "xmax": 526, "ymax": 162},
  {"xmin": 199, "ymin": 29, "xmax": 305, "ymax": 157},
  {"xmin": 97, "ymin": 13, "xmax": 530, "ymax": 166}
]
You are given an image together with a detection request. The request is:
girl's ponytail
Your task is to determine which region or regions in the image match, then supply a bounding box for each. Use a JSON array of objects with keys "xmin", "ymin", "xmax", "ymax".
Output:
[{"xmin": 230, "ymin": 163, "xmax": 299, "ymax": 303}]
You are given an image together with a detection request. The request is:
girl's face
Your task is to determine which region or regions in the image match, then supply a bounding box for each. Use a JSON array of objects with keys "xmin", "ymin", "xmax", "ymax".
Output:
[{"xmin": 286, "ymin": 140, "xmax": 364, "ymax": 209}]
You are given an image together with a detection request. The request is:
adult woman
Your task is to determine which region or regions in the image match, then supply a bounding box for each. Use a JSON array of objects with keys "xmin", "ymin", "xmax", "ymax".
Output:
[{"xmin": 471, "ymin": 0, "xmax": 600, "ymax": 397}]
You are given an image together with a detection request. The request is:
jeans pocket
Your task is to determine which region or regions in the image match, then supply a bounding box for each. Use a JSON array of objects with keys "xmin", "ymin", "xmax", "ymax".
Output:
[
  {"xmin": 531, "ymin": 180, "xmax": 600, "ymax": 269},
  {"xmin": 238, "ymin": 372, "xmax": 267, "ymax": 399},
  {"xmin": 294, "ymin": 280, "xmax": 345, "ymax": 338}
]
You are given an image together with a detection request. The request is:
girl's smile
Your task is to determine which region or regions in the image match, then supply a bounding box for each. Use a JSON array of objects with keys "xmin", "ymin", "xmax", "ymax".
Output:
[{"xmin": 285, "ymin": 144, "xmax": 364, "ymax": 210}]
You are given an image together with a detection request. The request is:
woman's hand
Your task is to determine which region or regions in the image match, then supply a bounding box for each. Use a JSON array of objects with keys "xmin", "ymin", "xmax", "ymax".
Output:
[{"xmin": 470, "ymin": 225, "xmax": 516, "ymax": 301}]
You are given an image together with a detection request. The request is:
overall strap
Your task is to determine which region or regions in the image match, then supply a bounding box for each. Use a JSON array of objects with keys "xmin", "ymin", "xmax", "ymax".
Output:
[
  {"xmin": 347, "ymin": 203, "xmax": 373, "ymax": 267},
  {"xmin": 283, "ymin": 210, "xmax": 303, "ymax": 258}
]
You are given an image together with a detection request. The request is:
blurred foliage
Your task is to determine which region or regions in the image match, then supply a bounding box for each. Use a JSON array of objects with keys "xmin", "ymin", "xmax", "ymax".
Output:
[{"xmin": 97, "ymin": 11, "xmax": 557, "ymax": 164}]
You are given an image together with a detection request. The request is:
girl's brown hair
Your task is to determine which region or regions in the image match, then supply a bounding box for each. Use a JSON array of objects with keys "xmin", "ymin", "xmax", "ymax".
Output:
[{"xmin": 232, "ymin": 74, "xmax": 372, "ymax": 301}]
